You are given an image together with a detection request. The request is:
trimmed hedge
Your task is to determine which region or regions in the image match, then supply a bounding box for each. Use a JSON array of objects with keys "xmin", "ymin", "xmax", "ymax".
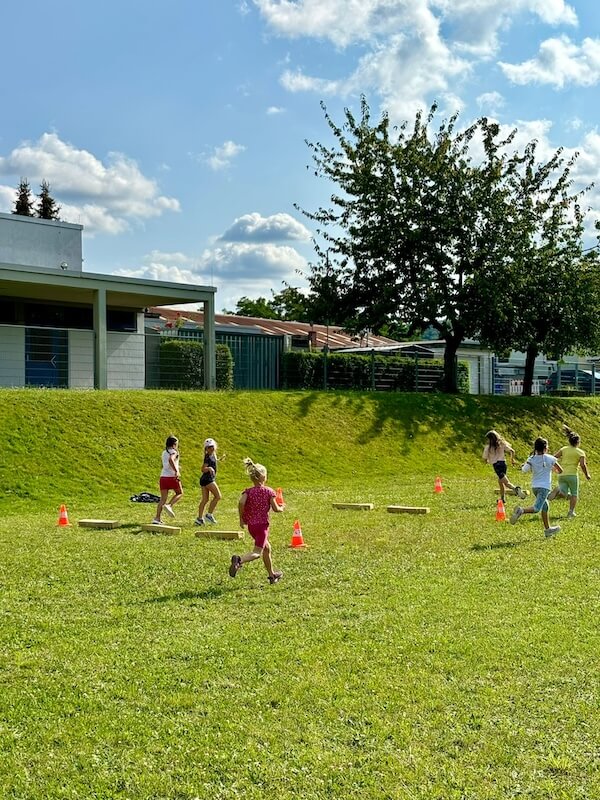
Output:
[
  {"xmin": 281, "ymin": 350, "xmax": 469, "ymax": 393},
  {"xmin": 159, "ymin": 339, "xmax": 234, "ymax": 390}
]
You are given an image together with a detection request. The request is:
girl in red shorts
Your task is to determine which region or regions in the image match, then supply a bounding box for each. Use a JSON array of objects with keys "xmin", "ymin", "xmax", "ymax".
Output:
[
  {"xmin": 153, "ymin": 435, "xmax": 183, "ymax": 524},
  {"xmin": 229, "ymin": 457, "xmax": 285, "ymax": 584}
]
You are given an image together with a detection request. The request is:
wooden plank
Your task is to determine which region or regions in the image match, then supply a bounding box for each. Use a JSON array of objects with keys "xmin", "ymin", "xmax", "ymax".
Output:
[
  {"xmin": 78, "ymin": 519, "xmax": 120, "ymax": 529},
  {"xmin": 387, "ymin": 506, "xmax": 430, "ymax": 514},
  {"xmin": 140, "ymin": 523, "xmax": 180, "ymax": 535},
  {"xmin": 494, "ymin": 488, "xmax": 531, "ymax": 497},
  {"xmin": 195, "ymin": 530, "xmax": 243, "ymax": 540},
  {"xmin": 332, "ymin": 503, "xmax": 374, "ymax": 511}
]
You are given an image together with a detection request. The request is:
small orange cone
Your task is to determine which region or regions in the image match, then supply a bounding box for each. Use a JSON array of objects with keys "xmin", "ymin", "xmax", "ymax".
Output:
[
  {"xmin": 496, "ymin": 498, "xmax": 506, "ymax": 522},
  {"xmin": 275, "ymin": 487, "xmax": 284, "ymax": 505},
  {"xmin": 434, "ymin": 476, "xmax": 444, "ymax": 494},
  {"xmin": 57, "ymin": 504, "xmax": 71, "ymax": 527},
  {"xmin": 289, "ymin": 519, "xmax": 307, "ymax": 548}
]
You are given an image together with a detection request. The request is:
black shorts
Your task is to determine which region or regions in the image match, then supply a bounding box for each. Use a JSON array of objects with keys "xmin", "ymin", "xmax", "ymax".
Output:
[{"xmin": 492, "ymin": 461, "xmax": 507, "ymax": 479}]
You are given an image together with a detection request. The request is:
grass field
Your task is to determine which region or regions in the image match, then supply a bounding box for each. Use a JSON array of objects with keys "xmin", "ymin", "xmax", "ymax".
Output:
[{"xmin": 0, "ymin": 389, "xmax": 599, "ymax": 799}]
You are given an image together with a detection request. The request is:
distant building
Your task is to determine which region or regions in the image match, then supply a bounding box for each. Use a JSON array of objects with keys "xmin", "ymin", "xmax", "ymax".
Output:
[{"xmin": 0, "ymin": 212, "xmax": 216, "ymax": 388}]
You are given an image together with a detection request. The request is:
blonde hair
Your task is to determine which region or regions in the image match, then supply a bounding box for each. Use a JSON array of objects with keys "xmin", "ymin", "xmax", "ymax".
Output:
[{"xmin": 243, "ymin": 457, "xmax": 267, "ymax": 482}]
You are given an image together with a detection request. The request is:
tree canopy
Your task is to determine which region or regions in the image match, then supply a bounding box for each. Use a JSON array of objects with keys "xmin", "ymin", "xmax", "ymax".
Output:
[
  {"xmin": 299, "ymin": 99, "xmax": 599, "ymax": 393},
  {"xmin": 12, "ymin": 178, "xmax": 35, "ymax": 217}
]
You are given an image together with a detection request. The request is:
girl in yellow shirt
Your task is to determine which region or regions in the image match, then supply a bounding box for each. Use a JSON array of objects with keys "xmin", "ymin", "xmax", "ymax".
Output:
[{"xmin": 549, "ymin": 426, "xmax": 591, "ymax": 518}]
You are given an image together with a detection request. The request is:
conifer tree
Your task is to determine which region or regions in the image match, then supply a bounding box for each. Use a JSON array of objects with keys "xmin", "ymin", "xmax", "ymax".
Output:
[
  {"xmin": 36, "ymin": 180, "xmax": 61, "ymax": 220},
  {"xmin": 12, "ymin": 178, "xmax": 35, "ymax": 217}
]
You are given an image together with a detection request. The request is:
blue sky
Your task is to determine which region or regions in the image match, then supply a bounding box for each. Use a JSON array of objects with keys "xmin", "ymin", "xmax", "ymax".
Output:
[{"xmin": 1, "ymin": 0, "xmax": 599, "ymax": 312}]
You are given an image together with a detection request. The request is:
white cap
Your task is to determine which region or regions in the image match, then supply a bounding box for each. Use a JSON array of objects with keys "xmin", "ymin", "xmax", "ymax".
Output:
[{"xmin": 204, "ymin": 438, "xmax": 217, "ymax": 448}]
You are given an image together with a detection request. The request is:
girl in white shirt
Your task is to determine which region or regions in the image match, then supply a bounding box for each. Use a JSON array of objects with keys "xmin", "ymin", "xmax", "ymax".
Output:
[
  {"xmin": 153, "ymin": 435, "xmax": 183, "ymax": 524},
  {"xmin": 510, "ymin": 437, "xmax": 563, "ymax": 537}
]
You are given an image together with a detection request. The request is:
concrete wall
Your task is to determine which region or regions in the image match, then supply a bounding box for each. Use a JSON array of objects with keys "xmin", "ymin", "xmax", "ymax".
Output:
[
  {"xmin": 0, "ymin": 325, "xmax": 25, "ymax": 386},
  {"xmin": 0, "ymin": 212, "xmax": 83, "ymax": 271},
  {"xmin": 107, "ymin": 332, "xmax": 145, "ymax": 389},
  {"xmin": 68, "ymin": 330, "xmax": 94, "ymax": 388}
]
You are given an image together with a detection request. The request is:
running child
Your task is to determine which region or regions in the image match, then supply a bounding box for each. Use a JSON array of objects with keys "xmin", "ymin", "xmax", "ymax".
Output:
[
  {"xmin": 548, "ymin": 425, "xmax": 591, "ymax": 518},
  {"xmin": 482, "ymin": 430, "xmax": 527, "ymax": 501},
  {"xmin": 229, "ymin": 457, "xmax": 285, "ymax": 584},
  {"xmin": 153, "ymin": 435, "xmax": 183, "ymax": 524},
  {"xmin": 195, "ymin": 437, "xmax": 222, "ymax": 525},
  {"xmin": 510, "ymin": 437, "xmax": 563, "ymax": 538}
]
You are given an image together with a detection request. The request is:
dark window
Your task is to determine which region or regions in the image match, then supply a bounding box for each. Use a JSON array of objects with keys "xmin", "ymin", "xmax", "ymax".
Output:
[
  {"xmin": 107, "ymin": 309, "xmax": 136, "ymax": 332},
  {"xmin": 0, "ymin": 299, "xmax": 17, "ymax": 324}
]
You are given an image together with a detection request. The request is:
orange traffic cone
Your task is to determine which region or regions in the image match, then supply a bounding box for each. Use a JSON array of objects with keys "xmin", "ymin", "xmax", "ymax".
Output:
[
  {"xmin": 496, "ymin": 498, "xmax": 506, "ymax": 522},
  {"xmin": 434, "ymin": 476, "xmax": 444, "ymax": 494},
  {"xmin": 275, "ymin": 487, "xmax": 284, "ymax": 505},
  {"xmin": 289, "ymin": 519, "xmax": 307, "ymax": 548},
  {"xmin": 57, "ymin": 504, "xmax": 71, "ymax": 527}
]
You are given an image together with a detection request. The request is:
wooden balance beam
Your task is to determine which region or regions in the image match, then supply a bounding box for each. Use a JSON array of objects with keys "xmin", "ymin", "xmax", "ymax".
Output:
[
  {"xmin": 387, "ymin": 506, "xmax": 430, "ymax": 514},
  {"xmin": 78, "ymin": 519, "xmax": 120, "ymax": 529},
  {"xmin": 195, "ymin": 530, "xmax": 243, "ymax": 541},
  {"xmin": 495, "ymin": 488, "xmax": 531, "ymax": 497},
  {"xmin": 332, "ymin": 503, "xmax": 374, "ymax": 511},
  {"xmin": 140, "ymin": 523, "xmax": 180, "ymax": 535}
]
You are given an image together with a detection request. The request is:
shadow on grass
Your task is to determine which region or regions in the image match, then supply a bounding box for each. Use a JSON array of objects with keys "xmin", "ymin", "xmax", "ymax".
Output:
[
  {"xmin": 142, "ymin": 584, "xmax": 230, "ymax": 603},
  {"xmin": 470, "ymin": 539, "xmax": 534, "ymax": 551}
]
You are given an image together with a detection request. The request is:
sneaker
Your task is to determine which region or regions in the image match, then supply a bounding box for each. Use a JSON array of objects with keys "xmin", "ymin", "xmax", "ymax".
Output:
[
  {"xmin": 514, "ymin": 486, "xmax": 527, "ymax": 500},
  {"xmin": 544, "ymin": 525, "xmax": 561, "ymax": 538},
  {"xmin": 205, "ymin": 513, "xmax": 217, "ymax": 524},
  {"xmin": 547, "ymin": 487, "xmax": 559, "ymax": 502},
  {"xmin": 229, "ymin": 555, "xmax": 242, "ymax": 578},
  {"xmin": 164, "ymin": 504, "xmax": 175, "ymax": 519},
  {"xmin": 567, "ymin": 510, "xmax": 577, "ymax": 519},
  {"xmin": 194, "ymin": 517, "xmax": 205, "ymax": 526},
  {"xmin": 268, "ymin": 571, "xmax": 283, "ymax": 585},
  {"xmin": 151, "ymin": 518, "xmax": 162, "ymax": 525},
  {"xmin": 510, "ymin": 506, "xmax": 524, "ymax": 524}
]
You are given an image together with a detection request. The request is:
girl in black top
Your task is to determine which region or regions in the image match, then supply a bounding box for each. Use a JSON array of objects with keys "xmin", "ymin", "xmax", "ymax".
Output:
[{"xmin": 195, "ymin": 437, "xmax": 222, "ymax": 525}]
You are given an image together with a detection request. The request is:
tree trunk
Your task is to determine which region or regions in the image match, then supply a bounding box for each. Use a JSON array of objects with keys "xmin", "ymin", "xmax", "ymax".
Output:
[
  {"xmin": 443, "ymin": 335, "xmax": 461, "ymax": 393},
  {"xmin": 522, "ymin": 344, "xmax": 538, "ymax": 396}
]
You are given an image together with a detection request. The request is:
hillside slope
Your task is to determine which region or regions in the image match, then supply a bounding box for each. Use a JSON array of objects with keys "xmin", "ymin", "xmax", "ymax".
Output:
[{"xmin": 2, "ymin": 388, "xmax": 599, "ymax": 511}]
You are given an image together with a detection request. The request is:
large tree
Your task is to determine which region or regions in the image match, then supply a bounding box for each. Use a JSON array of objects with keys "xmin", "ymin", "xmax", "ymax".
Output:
[
  {"xmin": 300, "ymin": 100, "xmax": 516, "ymax": 391},
  {"xmin": 13, "ymin": 178, "xmax": 35, "ymax": 217},
  {"xmin": 36, "ymin": 180, "xmax": 61, "ymax": 220},
  {"xmin": 474, "ymin": 141, "xmax": 600, "ymax": 394}
]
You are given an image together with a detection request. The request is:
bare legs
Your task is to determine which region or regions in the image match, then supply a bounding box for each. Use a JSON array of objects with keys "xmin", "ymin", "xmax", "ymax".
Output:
[{"xmin": 197, "ymin": 483, "xmax": 222, "ymax": 520}]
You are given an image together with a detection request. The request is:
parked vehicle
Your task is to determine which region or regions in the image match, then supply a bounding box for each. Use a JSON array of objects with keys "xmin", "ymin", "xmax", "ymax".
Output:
[{"xmin": 546, "ymin": 368, "xmax": 600, "ymax": 393}]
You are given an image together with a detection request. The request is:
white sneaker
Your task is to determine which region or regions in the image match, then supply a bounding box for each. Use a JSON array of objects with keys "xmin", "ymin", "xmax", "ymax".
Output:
[
  {"xmin": 164, "ymin": 504, "xmax": 175, "ymax": 518},
  {"xmin": 151, "ymin": 519, "xmax": 162, "ymax": 525},
  {"xmin": 205, "ymin": 513, "xmax": 217, "ymax": 524},
  {"xmin": 194, "ymin": 517, "xmax": 205, "ymax": 526},
  {"xmin": 510, "ymin": 506, "xmax": 524, "ymax": 524},
  {"xmin": 544, "ymin": 525, "xmax": 561, "ymax": 538},
  {"xmin": 515, "ymin": 486, "xmax": 527, "ymax": 500},
  {"xmin": 567, "ymin": 510, "xmax": 576, "ymax": 519}
]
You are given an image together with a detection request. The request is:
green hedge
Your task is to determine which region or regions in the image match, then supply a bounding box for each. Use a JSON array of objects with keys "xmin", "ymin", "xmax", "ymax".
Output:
[
  {"xmin": 159, "ymin": 339, "xmax": 234, "ymax": 389},
  {"xmin": 281, "ymin": 351, "xmax": 469, "ymax": 393}
]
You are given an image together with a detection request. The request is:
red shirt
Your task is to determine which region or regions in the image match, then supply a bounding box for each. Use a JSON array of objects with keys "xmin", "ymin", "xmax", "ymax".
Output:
[{"xmin": 242, "ymin": 485, "xmax": 275, "ymax": 526}]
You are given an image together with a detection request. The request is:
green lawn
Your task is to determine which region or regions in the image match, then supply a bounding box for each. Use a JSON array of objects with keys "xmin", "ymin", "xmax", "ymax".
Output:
[{"xmin": 0, "ymin": 389, "xmax": 598, "ymax": 799}]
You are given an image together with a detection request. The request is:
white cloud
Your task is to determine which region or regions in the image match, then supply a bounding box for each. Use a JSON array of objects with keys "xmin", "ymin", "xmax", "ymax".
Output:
[
  {"xmin": 115, "ymin": 239, "xmax": 309, "ymax": 313},
  {"xmin": 257, "ymin": 0, "xmax": 580, "ymax": 119},
  {"xmin": 476, "ymin": 91, "xmax": 505, "ymax": 114},
  {"xmin": 219, "ymin": 212, "xmax": 311, "ymax": 243},
  {"xmin": 500, "ymin": 36, "xmax": 600, "ymax": 88},
  {"xmin": 0, "ymin": 133, "xmax": 179, "ymax": 234},
  {"xmin": 266, "ymin": 105, "xmax": 286, "ymax": 114},
  {"xmin": 205, "ymin": 140, "xmax": 246, "ymax": 171}
]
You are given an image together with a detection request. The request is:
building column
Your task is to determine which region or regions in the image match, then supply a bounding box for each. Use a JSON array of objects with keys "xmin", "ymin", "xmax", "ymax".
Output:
[
  {"xmin": 93, "ymin": 287, "xmax": 107, "ymax": 389},
  {"xmin": 203, "ymin": 294, "xmax": 216, "ymax": 390}
]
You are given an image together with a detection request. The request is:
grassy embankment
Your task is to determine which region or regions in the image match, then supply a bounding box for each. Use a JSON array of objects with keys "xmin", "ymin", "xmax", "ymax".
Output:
[{"xmin": 0, "ymin": 389, "xmax": 599, "ymax": 799}]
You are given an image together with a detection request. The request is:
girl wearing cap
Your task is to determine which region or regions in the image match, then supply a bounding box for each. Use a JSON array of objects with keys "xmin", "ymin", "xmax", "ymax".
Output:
[
  {"xmin": 195, "ymin": 437, "xmax": 222, "ymax": 525},
  {"xmin": 229, "ymin": 457, "xmax": 285, "ymax": 584}
]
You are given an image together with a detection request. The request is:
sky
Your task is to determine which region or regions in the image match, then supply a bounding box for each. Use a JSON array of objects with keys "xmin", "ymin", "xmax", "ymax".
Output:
[{"xmin": 1, "ymin": 0, "xmax": 600, "ymax": 313}]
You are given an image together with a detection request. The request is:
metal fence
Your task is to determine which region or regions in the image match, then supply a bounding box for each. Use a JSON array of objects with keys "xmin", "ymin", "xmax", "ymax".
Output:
[{"xmin": 494, "ymin": 360, "xmax": 600, "ymax": 396}]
